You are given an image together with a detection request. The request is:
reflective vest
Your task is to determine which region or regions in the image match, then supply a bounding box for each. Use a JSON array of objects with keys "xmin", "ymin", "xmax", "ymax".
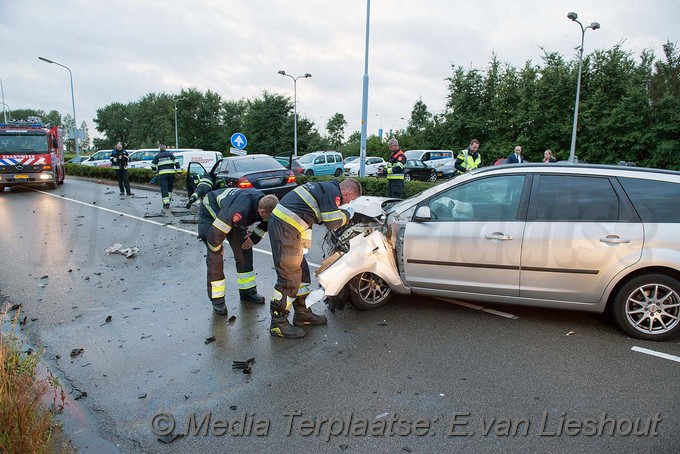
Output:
[
  {"xmin": 202, "ymin": 188, "xmax": 268, "ymax": 251},
  {"xmin": 386, "ymin": 150, "xmax": 406, "ymax": 180},
  {"xmin": 455, "ymin": 149, "xmax": 481, "ymax": 175}
]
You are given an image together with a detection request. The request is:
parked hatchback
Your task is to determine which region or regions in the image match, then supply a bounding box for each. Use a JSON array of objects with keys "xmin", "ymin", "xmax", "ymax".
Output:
[
  {"xmin": 298, "ymin": 151, "xmax": 344, "ymax": 176},
  {"xmin": 317, "ymin": 163, "xmax": 680, "ymax": 341}
]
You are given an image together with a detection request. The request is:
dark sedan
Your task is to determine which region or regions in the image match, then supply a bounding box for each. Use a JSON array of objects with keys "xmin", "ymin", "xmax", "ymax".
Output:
[
  {"xmin": 187, "ymin": 154, "xmax": 297, "ymax": 199},
  {"xmin": 377, "ymin": 159, "xmax": 437, "ymax": 182}
]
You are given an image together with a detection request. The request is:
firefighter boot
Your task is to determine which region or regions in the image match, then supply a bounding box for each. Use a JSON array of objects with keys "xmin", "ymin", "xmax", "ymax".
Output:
[
  {"xmin": 240, "ymin": 287, "xmax": 265, "ymax": 304},
  {"xmin": 211, "ymin": 300, "xmax": 228, "ymax": 315},
  {"xmin": 269, "ymin": 299, "xmax": 305, "ymax": 339},
  {"xmin": 293, "ymin": 296, "xmax": 328, "ymax": 326}
]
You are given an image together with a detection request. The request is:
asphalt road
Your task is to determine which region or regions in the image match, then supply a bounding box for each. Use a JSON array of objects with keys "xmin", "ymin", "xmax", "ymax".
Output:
[{"xmin": 1, "ymin": 178, "xmax": 679, "ymax": 454}]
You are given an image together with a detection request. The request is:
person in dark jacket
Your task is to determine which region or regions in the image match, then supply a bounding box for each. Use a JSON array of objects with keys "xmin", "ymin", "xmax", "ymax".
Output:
[
  {"xmin": 268, "ymin": 178, "xmax": 362, "ymax": 338},
  {"xmin": 385, "ymin": 138, "xmax": 407, "ymax": 198},
  {"xmin": 185, "ymin": 172, "xmax": 226, "ymax": 208},
  {"xmin": 199, "ymin": 187, "xmax": 279, "ymax": 315},
  {"xmin": 109, "ymin": 142, "xmax": 133, "ymax": 196},
  {"xmin": 506, "ymin": 145, "xmax": 523, "ymax": 164},
  {"xmin": 151, "ymin": 145, "xmax": 180, "ymax": 209}
]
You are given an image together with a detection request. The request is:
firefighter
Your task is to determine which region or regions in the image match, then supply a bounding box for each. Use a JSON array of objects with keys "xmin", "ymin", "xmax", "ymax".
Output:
[
  {"xmin": 454, "ymin": 139, "xmax": 482, "ymax": 175},
  {"xmin": 199, "ymin": 187, "xmax": 279, "ymax": 315},
  {"xmin": 151, "ymin": 145, "xmax": 181, "ymax": 209},
  {"xmin": 185, "ymin": 172, "xmax": 226, "ymax": 208},
  {"xmin": 268, "ymin": 178, "xmax": 362, "ymax": 338},
  {"xmin": 385, "ymin": 138, "xmax": 407, "ymax": 198}
]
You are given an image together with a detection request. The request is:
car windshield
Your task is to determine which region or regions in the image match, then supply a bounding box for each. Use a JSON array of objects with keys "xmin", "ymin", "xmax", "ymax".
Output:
[
  {"xmin": 0, "ymin": 133, "xmax": 48, "ymax": 153},
  {"xmin": 233, "ymin": 156, "xmax": 284, "ymax": 172},
  {"xmin": 90, "ymin": 151, "xmax": 112, "ymax": 160},
  {"xmin": 404, "ymin": 151, "xmax": 423, "ymax": 160},
  {"xmin": 298, "ymin": 154, "xmax": 316, "ymax": 164}
]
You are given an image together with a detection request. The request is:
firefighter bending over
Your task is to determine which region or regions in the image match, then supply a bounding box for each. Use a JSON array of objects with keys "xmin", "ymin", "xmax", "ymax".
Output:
[
  {"xmin": 268, "ymin": 178, "xmax": 362, "ymax": 338},
  {"xmin": 199, "ymin": 188, "xmax": 279, "ymax": 315},
  {"xmin": 151, "ymin": 145, "xmax": 181, "ymax": 209}
]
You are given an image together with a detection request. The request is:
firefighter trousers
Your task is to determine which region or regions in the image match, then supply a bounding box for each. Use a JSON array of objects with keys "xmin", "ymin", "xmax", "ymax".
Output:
[
  {"xmin": 268, "ymin": 216, "xmax": 311, "ymax": 302},
  {"xmin": 159, "ymin": 173, "xmax": 175, "ymax": 205},
  {"xmin": 115, "ymin": 169, "xmax": 131, "ymax": 194},
  {"xmin": 387, "ymin": 178, "xmax": 404, "ymax": 198},
  {"xmin": 199, "ymin": 215, "xmax": 255, "ymax": 304}
]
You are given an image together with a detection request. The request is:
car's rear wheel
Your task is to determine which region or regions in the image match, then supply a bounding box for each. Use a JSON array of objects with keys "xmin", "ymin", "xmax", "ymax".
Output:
[
  {"xmin": 348, "ymin": 272, "xmax": 393, "ymax": 310},
  {"xmin": 612, "ymin": 273, "xmax": 680, "ymax": 341},
  {"xmin": 428, "ymin": 172, "xmax": 437, "ymax": 182},
  {"xmin": 334, "ymin": 168, "xmax": 343, "ymax": 177},
  {"xmin": 305, "ymin": 170, "xmax": 314, "ymax": 176},
  {"xmin": 403, "ymin": 173, "xmax": 411, "ymax": 182}
]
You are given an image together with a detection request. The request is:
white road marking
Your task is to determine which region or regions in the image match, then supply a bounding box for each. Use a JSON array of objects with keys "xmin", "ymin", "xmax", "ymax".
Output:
[
  {"xmin": 30, "ymin": 187, "xmax": 314, "ymax": 264},
  {"xmin": 631, "ymin": 346, "xmax": 680, "ymax": 363},
  {"xmin": 438, "ymin": 298, "xmax": 519, "ymax": 319}
]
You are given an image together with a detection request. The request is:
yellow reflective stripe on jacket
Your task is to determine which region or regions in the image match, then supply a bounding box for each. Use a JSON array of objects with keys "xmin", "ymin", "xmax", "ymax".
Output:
[
  {"xmin": 216, "ymin": 188, "xmax": 238, "ymax": 205},
  {"xmin": 159, "ymin": 169, "xmax": 176, "ymax": 175},
  {"xmin": 272, "ymin": 205, "xmax": 308, "ymax": 233},
  {"xmin": 210, "ymin": 279, "xmax": 226, "ymax": 298},
  {"xmin": 212, "ymin": 218, "xmax": 232, "ymax": 235},
  {"xmin": 321, "ymin": 208, "xmax": 344, "ymax": 223},
  {"xmin": 293, "ymin": 186, "xmax": 322, "ymax": 222},
  {"xmin": 207, "ymin": 241, "xmax": 222, "ymax": 252},
  {"xmin": 203, "ymin": 195, "xmax": 217, "ymax": 219},
  {"xmin": 237, "ymin": 271, "xmax": 256, "ymax": 290},
  {"xmin": 387, "ymin": 173, "xmax": 405, "ymax": 180},
  {"xmin": 156, "ymin": 159, "xmax": 176, "ymax": 166},
  {"xmin": 252, "ymin": 226, "xmax": 266, "ymax": 239}
]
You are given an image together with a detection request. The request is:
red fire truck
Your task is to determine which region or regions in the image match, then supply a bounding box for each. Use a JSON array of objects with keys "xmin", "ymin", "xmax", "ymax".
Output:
[{"xmin": 0, "ymin": 117, "xmax": 65, "ymax": 191}]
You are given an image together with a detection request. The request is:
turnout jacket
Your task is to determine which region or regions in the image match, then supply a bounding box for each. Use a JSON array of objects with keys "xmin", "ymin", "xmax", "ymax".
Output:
[
  {"xmin": 386, "ymin": 149, "xmax": 407, "ymax": 179},
  {"xmin": 109, "ymin": 148, "xmax": 130, "ymax": 169},
  {"xmin": 204, "ymin": 188, "xmax": 269, "ymax": 252},
  {"xmin": 151, "ymin": 150, "xmax": 181, "ymax": 175},
  {"xmin": 272, "ymin": 180, "xmax": 351, "ymax": 233}
]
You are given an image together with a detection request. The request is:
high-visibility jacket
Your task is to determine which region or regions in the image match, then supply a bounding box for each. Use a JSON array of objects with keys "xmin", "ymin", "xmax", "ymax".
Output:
[
  {"xmin": 109, "ymin": 148, "xmax": 130, "ymax": 169},
  {"xmin": 386, "ymin": 149, "xmax": 407, "ymax": 180},
  {"xmin": 271, "ymin": 180, "xmax": 350, "ymax": 233},
  {"xmin": 455, "ymin": 148, "xmax": 481, "ymax": 175},
  {"xmin": 203, "ymin": 188, "xmax": 269, "ymax": 252},
  {"xmin": 151, "ymin": 150, "xmax": 181, "ymax": 175}
]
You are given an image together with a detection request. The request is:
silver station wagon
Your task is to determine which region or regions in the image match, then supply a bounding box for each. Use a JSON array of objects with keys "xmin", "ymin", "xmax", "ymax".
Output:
[{"xmin": 317, "ymin": 163, "xmax": 680, "ymax": 341}]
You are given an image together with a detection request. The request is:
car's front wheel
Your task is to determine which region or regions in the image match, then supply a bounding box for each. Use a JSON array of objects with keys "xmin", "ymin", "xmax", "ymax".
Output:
[
  {"xmin": 334, "ymin": 168, "xmax": 343, "ymax": 177},
  {"xmin": 403, "ymin": 173, "xmax": 411, "ymax": 182},
  {"xmin": 348, "ymin": 272, "xmax": 393, "ymax": 310},
  {"xmin": 428, "ymin": 172, "xmax": 437, "ymax": 182},
  {"xmin": 612, "ymin": 273, "xmax": 680, "ymax": 341}
]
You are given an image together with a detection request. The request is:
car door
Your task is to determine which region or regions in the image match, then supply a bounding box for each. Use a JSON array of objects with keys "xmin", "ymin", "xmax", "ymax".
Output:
[
  {"xmin": 314, "ymin": 155, "xmax": 328, "ymax": 175},
  {"xmin": 402, "ymin": 174, "xmax": 529, "ymax": 296},
  {"xmin": 520, "ymin": 174, "xmax": 643, "ymax": 303}
]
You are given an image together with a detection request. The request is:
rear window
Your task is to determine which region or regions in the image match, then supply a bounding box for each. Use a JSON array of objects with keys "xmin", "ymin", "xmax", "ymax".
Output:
[
  {"xmin": 619, "ymin": 177, "xmax": 680, "ymax": 223},
  {"xmin": 233, "ymin": 156, "xmax": 283, "ymax": 173}
]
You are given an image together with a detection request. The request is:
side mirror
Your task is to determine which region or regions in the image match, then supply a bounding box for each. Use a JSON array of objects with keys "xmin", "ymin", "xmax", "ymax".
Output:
[{"xmin": 413, "ymin": 205, "xmax": 432, "ymax": 221}]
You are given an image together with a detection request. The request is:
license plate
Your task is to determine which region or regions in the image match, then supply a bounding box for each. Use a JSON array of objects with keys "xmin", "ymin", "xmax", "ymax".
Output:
[
  {"xmin": 14, "ymin": 174, "xmax": 29, "ymax": 180},
  {"xmin": 259, "ymin": 177, "xmax": 280, "ymax": 186}
]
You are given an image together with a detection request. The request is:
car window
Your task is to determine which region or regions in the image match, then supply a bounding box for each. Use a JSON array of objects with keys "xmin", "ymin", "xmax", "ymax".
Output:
[
  {"xmin": 314, "ymin": 156, "xmax": 325, "ymax": 164},
  {"xmin": 233, "ymin": 157, "xmax": 282, "ymax": 172},
  {"xmin": 619, "ymin": 177, "xmax": 680, "ymax": 223},
  {"xmin": 534, "ymin": 175, "xmax": 619, "ymax": 221},
  {"xmin": 428, "ymin": 175, "xmax": 525, "ymax": 221}
]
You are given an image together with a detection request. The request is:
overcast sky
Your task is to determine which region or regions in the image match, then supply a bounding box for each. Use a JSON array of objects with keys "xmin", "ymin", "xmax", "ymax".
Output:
[{"xmin": 1, "ymin": 0, "xmax": 678, "ymax": 145}]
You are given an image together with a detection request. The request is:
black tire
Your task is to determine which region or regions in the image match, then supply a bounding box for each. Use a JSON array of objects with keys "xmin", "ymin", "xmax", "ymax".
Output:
[
  {"xmin": 403, "ymin": 172, "xmax": 411, "ymax": 182},
  {"xmin": 348, "ymin": 272, "xmax": 393, "ymax": 310},
  {"xmin": 334, "ymin": 168, "xmax": 343, "ymax": 177},
  {"xmin": 305, "ymin": 170, "xmax": 314, "ymax": 176},
  {"xmin": 612, "ymin": 273, "xmax": 680, "ymax": 341},
  {"xmin": 47, "ymin": 173, "xmax": 58, "ymax": 189},
  {"xmin": 428, "ymin": 172, "xmax": 437, "ymax": 183}
]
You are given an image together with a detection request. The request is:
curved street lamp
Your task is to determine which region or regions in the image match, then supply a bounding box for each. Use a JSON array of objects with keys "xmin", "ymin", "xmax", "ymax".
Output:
[
  {"xmin": 278, "ymin": 70, "xmax": 311, "ymax": 159},
  {"xmin": 172, "ymin": 97, "xmax": 186, "ymax": 149},
  {"xmin": 39, "ymin": 57, "xmax": 80, "ymax": 160},
  {"xmin": 567, "ymin": 12, "xmax": 600, "ymax": 163}
]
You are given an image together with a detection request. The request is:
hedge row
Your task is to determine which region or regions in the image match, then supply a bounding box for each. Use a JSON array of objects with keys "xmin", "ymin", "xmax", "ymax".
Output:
[{"xmin": 64, "ymin": 164, "xmax": 439, "ymax": 197}]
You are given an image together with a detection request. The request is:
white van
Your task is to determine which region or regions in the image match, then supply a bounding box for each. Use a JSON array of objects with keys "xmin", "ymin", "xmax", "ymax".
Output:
[
  {"xmin": 128, "ymin": 149, "xmax": 223, "ymax": 171},
  {"xmin": 80, "ymin": 149, "xmax": 114, "ymax": 167},
  {"xmin": 404, "ymin": 149, "xmax": 455, "ymax": 173}
]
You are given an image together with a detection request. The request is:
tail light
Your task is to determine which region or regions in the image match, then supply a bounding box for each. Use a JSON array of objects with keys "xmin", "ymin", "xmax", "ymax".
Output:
[
  {"xmin": 237, "ymin": 177, "xmax": 253, "ymax": 189},
  {"xmin": 294, "ymin": 167, "xmax": 304, "ymax": 175},
  {"xmin": 287, "ymin": 171, "xmax": 297, "ymax": 184}
]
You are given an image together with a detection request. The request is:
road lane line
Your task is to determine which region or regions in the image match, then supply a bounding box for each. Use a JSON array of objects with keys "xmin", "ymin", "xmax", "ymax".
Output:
[
  {"xmin": 438, "ymin": 298, "xmax": 519, "ymax": 319},
  {"xmin": 30, "ymin": 187, "xmax": 309, "ymax": 264},
  {"xmin": 631, "ymin": 346, "xmax": 680, "ymax": 363}
]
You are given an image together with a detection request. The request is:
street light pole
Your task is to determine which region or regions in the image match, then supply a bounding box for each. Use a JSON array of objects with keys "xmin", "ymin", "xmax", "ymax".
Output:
[
  {"xmin": 39, "ymin": 57, "xmax": 80, "ymax": 160},
  {"xmin": 278, "ymin": 70, "xmax": 311, "ymax": 159},
  {"xmin": 173, "ymin": 97, "xmax": 186, "ymax": 149},
  {"xmin": 0, "ymin": 78, "xmax": 7, "ymax": 123},
  {"xmin": 567, "ymin": 12, "xmax": 600, "ymax": 163},
  {"xmin": 359, "ymin": 0, "xmax": 371, "ymax": 177},
  {"xmin": 0, "ymin": 102, "xmax": 10, "ymax": 122}
]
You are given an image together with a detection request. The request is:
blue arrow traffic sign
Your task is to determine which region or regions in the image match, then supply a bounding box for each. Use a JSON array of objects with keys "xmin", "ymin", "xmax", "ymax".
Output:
[{"xmin": 230, "ymin": 132, "xmax": 247, "ymax": 150}]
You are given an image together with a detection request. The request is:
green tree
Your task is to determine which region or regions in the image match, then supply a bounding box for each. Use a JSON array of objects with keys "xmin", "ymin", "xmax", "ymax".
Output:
[{"xmin": 326, "ymin": 113, "xmax": 347, "ymax": 148}]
